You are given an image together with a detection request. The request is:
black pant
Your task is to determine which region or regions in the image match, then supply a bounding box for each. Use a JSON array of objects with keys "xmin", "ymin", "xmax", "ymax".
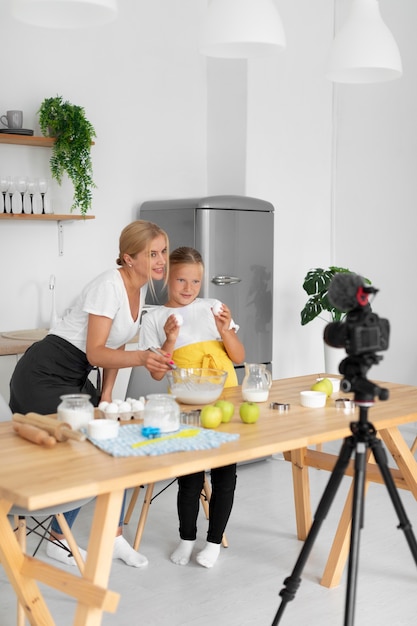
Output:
[{"xmin": 177, "ymin": 464, "xmax": 237, "ymax": 544}]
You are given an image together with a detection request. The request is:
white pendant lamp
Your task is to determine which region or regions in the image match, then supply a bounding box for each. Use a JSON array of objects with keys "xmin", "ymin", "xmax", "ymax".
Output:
[
  {"xmin": 327, "ymin": 0, "xmax": 402, "ymax": 83},
  {"xmin": 11, "ymin": 0, "xmax": 118, "ymax": 29},
  {"xmin": 199, "ymin": 0, "xmax": 286, "ymax": 59}
]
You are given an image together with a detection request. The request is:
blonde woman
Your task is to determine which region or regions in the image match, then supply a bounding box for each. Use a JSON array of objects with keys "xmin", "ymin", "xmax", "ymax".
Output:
[{"xmin": 9, "ymin": 220, "xmax": 173, "ymax": 568}]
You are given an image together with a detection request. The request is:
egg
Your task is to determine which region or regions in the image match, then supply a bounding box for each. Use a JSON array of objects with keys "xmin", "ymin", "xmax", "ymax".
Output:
[
  {"xmin": 118, "ymin": 401, "xmax": 131, "ymax": 413},
  {"xmin": 174, "ymin": 313, "xmax": 184, "ymax": 326},
  {"xmin": 212, "ymin": 300, "xmax": 223, "ymax": 316},
  {"xmin": 131, "ymin": 399, "xmax": 144, "ymax": 411},
  {"xmin": 98, "ymin": 401, "xmax": 109, "ymax": 411},
  {"xmin": 105, "ymin": 402, "xmax": 118, "ymax": 413}
]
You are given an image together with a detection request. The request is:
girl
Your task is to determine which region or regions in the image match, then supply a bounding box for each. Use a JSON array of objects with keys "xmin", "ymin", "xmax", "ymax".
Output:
[{"xmin": 138, "ymin": 246, "xmax": 245, "ymax": 568}]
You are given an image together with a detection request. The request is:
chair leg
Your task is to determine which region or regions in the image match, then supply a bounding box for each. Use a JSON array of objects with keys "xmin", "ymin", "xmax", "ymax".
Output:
[
  {"xmin": 16, "ymin": 517, "xmax": 26, "ymax": 626},
  {"xmin": 124, "ymin": 486, "xmax": 142, "ymax": 525},
  {"xmin": 410, "ymin": 436, "xmax": 417, "ymax": 455},
  {"xmin": 54, "ymin": 513, "xmax": 85, "ymax": 573},
  {"xmin": 133, "ymin": 484, "xmax": 155, "ymax": 551},
  {"xmin": 202, "ymin": 477, "xmax": 228, "ymax": 548}
]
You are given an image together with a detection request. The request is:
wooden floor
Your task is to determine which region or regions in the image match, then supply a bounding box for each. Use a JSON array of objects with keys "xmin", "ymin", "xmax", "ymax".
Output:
[{"xmin": 1, "ymin": 424, "xmax": 417, "ymax": 625}]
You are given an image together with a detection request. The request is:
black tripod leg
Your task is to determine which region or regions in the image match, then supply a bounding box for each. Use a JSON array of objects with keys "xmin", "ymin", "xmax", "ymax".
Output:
[
  {"xmin": 344, "ymin": 441, "xmax": 367, "ymax": 626},
  {"xmin": 370, "ymin": 436, "xmax": 417, "ymax": 564},
  {"xmin": 271, "ymin": 436, "xmax": 355, "ymax": 626}
]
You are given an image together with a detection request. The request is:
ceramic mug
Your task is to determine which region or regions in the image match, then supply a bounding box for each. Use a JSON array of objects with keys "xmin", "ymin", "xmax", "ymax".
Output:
[{"xmin": 0, "ymin": 110, "xmax": 23, "ymax": 129}]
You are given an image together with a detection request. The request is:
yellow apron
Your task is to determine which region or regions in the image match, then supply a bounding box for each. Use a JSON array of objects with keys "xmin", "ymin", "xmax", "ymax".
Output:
[{"xmin": 173, "ymin": 340, "xmax": 237, "ymax": 388}]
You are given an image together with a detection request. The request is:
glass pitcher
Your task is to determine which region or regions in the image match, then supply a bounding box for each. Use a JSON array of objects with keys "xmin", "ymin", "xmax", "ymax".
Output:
[{"xmin": 241, "ymin": 363, "xmax": 272, "ymax": 402}]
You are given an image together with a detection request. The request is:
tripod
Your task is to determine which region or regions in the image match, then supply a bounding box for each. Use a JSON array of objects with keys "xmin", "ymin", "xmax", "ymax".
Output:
[{"xmin": 272, "ymin": 368, "xmax": 417, "ymax": 626}]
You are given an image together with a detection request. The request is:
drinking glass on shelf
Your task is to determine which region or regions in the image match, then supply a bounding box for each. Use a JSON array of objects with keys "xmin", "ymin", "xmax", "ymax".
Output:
[
  {"xmin": 8, "ymin": 180, "xmax": 16, "ymax": 214},
  {"xmin": 16, "ymin": 177, "xmax": 28, "ymax": 214},
  {"xmin": 0, "ymin": 176, "xmax": 10, "ymax": 213},
  {"xmin": 27, "ymin": 179, "xmax": 36, "ymax": 214},
  {"xmin": 38, "ymin": 179, "xmax": 48, "ymax": 215}
]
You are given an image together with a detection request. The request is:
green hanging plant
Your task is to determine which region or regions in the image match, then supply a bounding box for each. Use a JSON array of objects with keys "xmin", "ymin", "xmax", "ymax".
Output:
[{"xmin": 38, "ymin": 95, "xmax": 96, "ymax": 216}]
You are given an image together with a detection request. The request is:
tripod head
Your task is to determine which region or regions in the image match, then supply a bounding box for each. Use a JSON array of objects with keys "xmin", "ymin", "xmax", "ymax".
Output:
[{"xmin": 338, "ymin": 353, "xmax": 389, "ymax": 404}]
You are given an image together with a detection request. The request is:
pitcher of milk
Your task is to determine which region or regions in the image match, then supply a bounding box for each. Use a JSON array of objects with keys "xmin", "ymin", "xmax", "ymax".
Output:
[{"xmin": 241, "ymin": 363, "xmax": 272, "ymax": 402}]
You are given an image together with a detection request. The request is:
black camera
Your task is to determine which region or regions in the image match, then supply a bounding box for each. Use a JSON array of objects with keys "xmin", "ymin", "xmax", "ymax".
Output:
[
  {"xmin": 323, "ymin": 271, "xmax": 390, "ymax": 357},
  {"xmin": 324, "ymin": 307, "xmax": 390, "ymax": 356}
]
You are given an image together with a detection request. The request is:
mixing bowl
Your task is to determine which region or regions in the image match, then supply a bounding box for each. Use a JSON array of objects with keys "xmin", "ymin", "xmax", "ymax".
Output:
[{"xmin": 166, "ymin": 368, "xmax": 227, "ymax": 405}]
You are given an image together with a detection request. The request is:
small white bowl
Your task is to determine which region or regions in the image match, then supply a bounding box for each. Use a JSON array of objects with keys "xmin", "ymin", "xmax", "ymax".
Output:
[
  {"xmin": 327, "ymin": 377, "xmax": 341, "ymax": 394},
  {"xmin": 88, "ymin": 419, "xmax": 119, "ymax": 440},
  {"xmin": 300, "ymin": 390, "xmax": 327, "ymax": 408}
]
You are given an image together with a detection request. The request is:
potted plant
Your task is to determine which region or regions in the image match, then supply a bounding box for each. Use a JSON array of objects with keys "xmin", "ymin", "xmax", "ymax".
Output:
[
  {"xmin": 38, "ymin": 95, "xmax": 96, "ymax": 216},
  {"xmin": 300, "ymin": 266, "xmax": 371, "ymax": 326}
]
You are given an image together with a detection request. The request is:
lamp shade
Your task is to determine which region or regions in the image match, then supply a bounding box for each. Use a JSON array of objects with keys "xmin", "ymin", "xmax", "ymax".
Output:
[
  {"xmin": 327, "ymin": 0, "xmax": 402, "ymax": 83},
  {"xmin": 11, "ymin": 0, "xmax": 118, "ymax": 28},
  {"xmin": 199, "ymin": 0, "xmax": 286, "ymax": 59}
]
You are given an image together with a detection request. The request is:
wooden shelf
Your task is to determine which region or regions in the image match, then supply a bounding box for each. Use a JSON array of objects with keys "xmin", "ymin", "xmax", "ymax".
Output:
[
  {"xmin": 0, "ymin": 213, "xmax": 94, "ymax": 221},
  {"xmin": 0, "ymin": 134, "xmax": 95, "ymax": 147},
  {"xmin": 0, "ymin": 134, "xmax": 55, "ymax": 147}
]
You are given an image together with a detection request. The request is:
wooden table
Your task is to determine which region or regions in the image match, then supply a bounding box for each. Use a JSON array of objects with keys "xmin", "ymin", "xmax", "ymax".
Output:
[{"xmin": 1, "ymin": 374, "xmax": 417, "ymax": 625}]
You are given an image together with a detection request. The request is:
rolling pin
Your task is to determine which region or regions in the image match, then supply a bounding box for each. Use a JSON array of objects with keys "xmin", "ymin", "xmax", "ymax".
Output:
[
  {"xmin": 12, "ymin": 412, "xmax": 87, "ymax": 442},
  {"xmin": 13, "ymin": 423, "xmax": 57, "ymax": 448}
]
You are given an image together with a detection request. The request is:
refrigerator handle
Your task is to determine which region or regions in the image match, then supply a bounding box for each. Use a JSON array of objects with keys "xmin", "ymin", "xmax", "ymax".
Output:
[{"xmin": 211, "ymin": 276, "xmax": 242, "ymax": 286}]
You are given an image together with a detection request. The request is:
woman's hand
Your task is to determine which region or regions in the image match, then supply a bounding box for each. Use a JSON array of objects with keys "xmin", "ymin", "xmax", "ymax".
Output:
[{"xmin": 138, "ymin": 348, "xmax": 173, "ymax": 375}]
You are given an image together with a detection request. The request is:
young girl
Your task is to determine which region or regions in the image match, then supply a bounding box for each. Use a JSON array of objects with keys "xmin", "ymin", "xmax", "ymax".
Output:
[{"xmin": 138, "ymin": 246, "xmax": 245, "ymax": 568}]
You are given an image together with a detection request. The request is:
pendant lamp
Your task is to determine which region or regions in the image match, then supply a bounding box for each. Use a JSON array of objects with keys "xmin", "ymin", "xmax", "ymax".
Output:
[
  {"xmin": 327, "ymin": 0, "xmax": 402, "ymax": 83},
  {"xmin": 199, "ymin": 0, "xmax": 286, "ymax": 59},
  {"xmin": 11, "ymin": 0, "xmax": 118, "ymax": 28}
]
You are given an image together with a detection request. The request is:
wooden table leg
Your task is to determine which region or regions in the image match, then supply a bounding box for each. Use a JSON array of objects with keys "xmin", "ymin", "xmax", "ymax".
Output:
[
  {"xmin": 0, "ymin": 499, "xmax": 55, "ymax": 626},
  {"xmin": 379, "ymin": 427, "xmax": 417, "ymax": 499},
  {"xmin": 73, "ymin": 490, "xmax": 123, "ymax": 626},
  {"xmin": 289, "ymin": 448, "xmax": 312, "ymax": 540}
]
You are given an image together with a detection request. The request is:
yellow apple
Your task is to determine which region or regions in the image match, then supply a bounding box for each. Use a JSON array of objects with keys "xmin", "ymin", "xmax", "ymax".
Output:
[
  {"xmin": 239, "ymin": 402, "xmax": 260, "ymax": 424},
  {"xmin": 200, "ymin": 405, "xmax": 223, "ymax": 429},
  {"xmin": 311, "ymin": 378, "xmax": 333, "ymax": 397}
]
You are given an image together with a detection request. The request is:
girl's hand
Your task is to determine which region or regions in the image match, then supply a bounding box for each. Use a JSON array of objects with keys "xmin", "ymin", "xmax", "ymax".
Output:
[
  {"xmin": 163, "ymin": 314, "xmax": 181, "ymax": 343},
  {"xmin": 213, "ymin": 303, "xmax": 232, "ymax": 334}
]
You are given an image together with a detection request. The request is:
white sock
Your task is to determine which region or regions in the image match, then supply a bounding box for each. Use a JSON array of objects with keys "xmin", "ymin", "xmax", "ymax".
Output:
[
  {"xmin": 46, "ymin": 538, "xmax": 86, "ymax": 567},
  {"xmin": 113, "ymin": 535, "xmax": 148, "ymax": 568},
  {"xmin": 170, "ymin": 539, "xmax": 196, "ymax": 566},
  {"xmin": 196, "ymin": 541, "xmax": 221, "ymax": 568}
]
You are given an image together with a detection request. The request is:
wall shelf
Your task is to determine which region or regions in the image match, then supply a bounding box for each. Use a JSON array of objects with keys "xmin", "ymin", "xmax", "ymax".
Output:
[
  {"xmin": 0, "ymin": 134, "xmax": 95, "ymax": 147},
  {"xmin": 0, "ymin": 214, "xmax": 94, "ymax": 221}
]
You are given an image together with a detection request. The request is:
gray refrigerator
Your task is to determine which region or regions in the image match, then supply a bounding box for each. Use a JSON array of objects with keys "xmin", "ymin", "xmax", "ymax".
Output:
[{"xmin": 126, "ymin": 195, "xmax": 274, "ymax": 397}]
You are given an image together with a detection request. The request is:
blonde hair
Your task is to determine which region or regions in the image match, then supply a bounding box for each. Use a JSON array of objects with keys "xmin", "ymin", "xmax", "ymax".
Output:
[
  {"xmin": 169, "ymin": 246, "xmax": 204, "ymax": 267},
  {"xmin": 117, "ymin": 220, "xmax": 169, "ymax": 293}
]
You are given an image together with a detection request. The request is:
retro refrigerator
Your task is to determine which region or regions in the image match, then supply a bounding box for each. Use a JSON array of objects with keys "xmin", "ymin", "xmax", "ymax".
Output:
[{"xmin": 126, "ymin": 195, "xmax": 274, "ymax": 396}]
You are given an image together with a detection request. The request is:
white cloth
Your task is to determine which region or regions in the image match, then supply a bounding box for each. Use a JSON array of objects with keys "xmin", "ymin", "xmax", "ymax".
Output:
[
  {"xmin": 49, "ymin": 269, "xmax": 147, "ymax": 351},
  {"xmin": 138, "ymin": 298, "xmax": 239, "ymax": 350}
]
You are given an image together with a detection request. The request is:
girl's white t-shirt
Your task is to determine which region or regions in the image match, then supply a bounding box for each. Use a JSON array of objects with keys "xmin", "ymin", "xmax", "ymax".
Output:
[
  {"xmin": 138, "ymin": 298, "xmax": 239, "ymax": 350},
  {"xmin": 49, "ymin": 269, "xmax": 147, "ymax": 352}
]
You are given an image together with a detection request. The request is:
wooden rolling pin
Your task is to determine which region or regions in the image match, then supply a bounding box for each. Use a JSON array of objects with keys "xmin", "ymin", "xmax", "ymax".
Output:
[
  {"xmin": 12, "ymin": 412, "xmax": 87, "ymax": 442},
  {"xmin": 13, "ymin": 423, "xmax": 57, "ymax": 448}
]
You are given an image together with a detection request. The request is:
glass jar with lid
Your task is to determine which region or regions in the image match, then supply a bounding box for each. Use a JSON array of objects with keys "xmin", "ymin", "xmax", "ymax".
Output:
[
  {"xmin": 57, "ymin": 394, "xmax": 94, "ymax": 431},
  {"xmin": 144, "ymin": 394, "xmax": 180, "ymax": 433}
]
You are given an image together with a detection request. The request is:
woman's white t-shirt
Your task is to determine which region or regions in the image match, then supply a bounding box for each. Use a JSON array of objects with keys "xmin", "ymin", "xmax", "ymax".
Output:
[
  {"xmin": 49, "ymin": 269, "xmax": 147, "ymax": 352},
  {"xmin": 138, "ymin": 298, "xmax": 239, "ymax": 350}
]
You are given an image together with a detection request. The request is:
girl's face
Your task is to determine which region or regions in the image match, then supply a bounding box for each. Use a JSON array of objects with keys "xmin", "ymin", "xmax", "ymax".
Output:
[
  {"xmin": 167, "ymin": 262, "xmax": 203, "ymax": 307},
  {"xmin": 129, "ymin": 234, "xmax": 167, "ymax": 282}
]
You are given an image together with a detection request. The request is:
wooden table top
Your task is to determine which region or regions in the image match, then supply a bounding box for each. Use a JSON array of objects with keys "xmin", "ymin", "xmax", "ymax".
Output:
[
  {"xmin": 0, "ymin": 328, "xmax": 48, "ymax": 356},
  {"xmin": 1, "ymin": 374, "xmax": 417, "ymax": 511}
]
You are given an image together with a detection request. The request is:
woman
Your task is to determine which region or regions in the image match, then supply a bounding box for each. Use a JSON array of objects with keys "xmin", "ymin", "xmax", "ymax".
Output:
[
  {"xmin": 9, "ymin": 220, "xmax": 173, "ymax": 568},
  {"xmin": 138, "ymin": 246, "xmax": 245, "ymax": 568}
]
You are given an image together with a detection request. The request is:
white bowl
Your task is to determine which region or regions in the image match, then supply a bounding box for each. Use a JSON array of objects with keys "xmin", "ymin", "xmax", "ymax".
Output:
[
  {"xmin": 327, "ymin": 377, "xmax": 341, "ymax": 394},
  {"xmin": 88, "ymin": 419, "xmax": 119, "ymax": 440},
  {"xmin": 300, "ymin": 390, "xmax": 327, "ymax": 408}
]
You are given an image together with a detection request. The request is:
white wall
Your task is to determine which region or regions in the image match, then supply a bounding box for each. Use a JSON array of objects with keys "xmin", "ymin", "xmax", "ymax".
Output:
[{"xmin": 1, "ymin": 0, "xmax": 416, "ymax": 403}]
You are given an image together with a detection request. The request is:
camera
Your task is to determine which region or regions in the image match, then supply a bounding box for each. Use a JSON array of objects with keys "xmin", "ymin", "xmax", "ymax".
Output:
[{"xmin": 324, "ymin": 307, "xmax": 390, "ymax": 356}]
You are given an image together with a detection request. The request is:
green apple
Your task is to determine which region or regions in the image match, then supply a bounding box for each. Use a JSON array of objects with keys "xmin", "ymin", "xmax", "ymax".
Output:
[
  {"xmin": 239, "ymin": 402, "xmax": 260, "ymax": 424},
  {"xmin": 214, "ymin": 400, "xmax": 235, "ymax": 423},
  {"xmin": 200, "ymin": 405, "xmax": 223, "ymax": 429},
  {"xmin": 311, "ymin": 378, "xmax": 333, "ymax": 397}
]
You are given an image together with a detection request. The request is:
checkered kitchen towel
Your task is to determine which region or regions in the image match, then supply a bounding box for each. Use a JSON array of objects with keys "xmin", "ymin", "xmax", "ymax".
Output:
[{"xmin": 87, "ymin": 424, "xmax": 239, "ymax": 457}]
